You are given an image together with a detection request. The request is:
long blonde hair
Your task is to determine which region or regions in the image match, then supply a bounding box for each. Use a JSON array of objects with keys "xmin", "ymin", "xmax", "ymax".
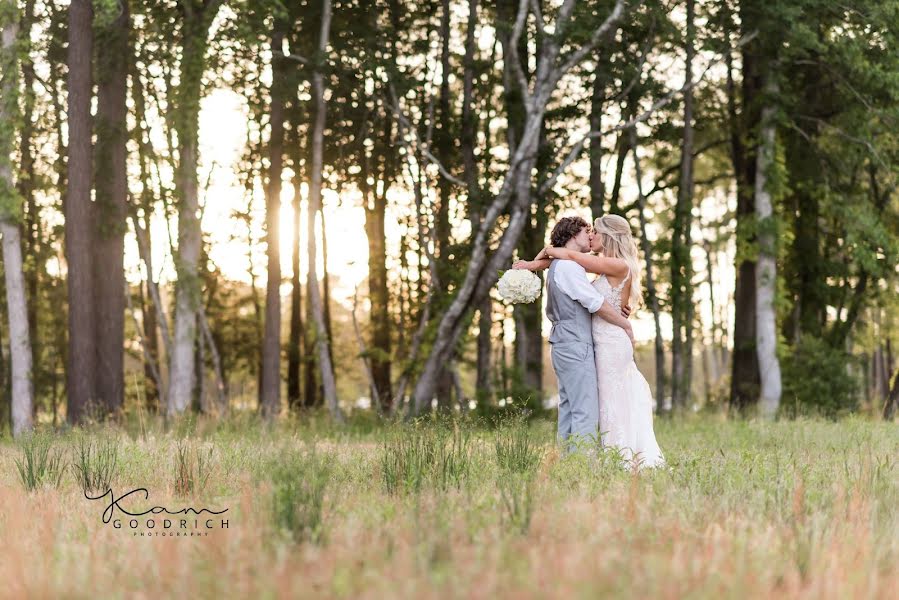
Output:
[{"xmin": 594, "ymin": 214, "xmax": 644, "ymax": 309}]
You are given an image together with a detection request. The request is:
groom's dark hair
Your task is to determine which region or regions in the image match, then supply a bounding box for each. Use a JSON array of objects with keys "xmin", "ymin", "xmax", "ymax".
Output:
[{"xmin": 550, "ymin": 216, "xmax": 589, "ymax": 247}]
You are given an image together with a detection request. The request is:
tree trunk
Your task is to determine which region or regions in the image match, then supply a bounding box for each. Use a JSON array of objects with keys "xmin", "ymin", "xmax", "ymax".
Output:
[
  {"xmin": 94, "ymin": 0, "xmax": 129, "ymax": 416},
  {"xmin": 589, "ymin": 70, "xmax": 606, "ymax": 218},
  {"xmin": 608, "ymin": 130, "xmax": 628, "ymax": 214},
  {"xmin": 307, "ymin": 0, "xmax": 342, "ymax": 423},
  {"xmin": 1, "ymin": 12, "xmax": 34, "ymax": 437},
  {"xmin": 287, "ymin": 160, "xmax": 304, "ymax": 410},
  {"xmin": 364, "ymin": 116, "xmax": 394, "ymax": 413},
  {"xmin": 66, "ymin": 0, "xmax": 96, "ymax": 424},
  {"xmin": 730, "ymin": 1, "xmax": 762, "ymax": 413},
  {"xmin": 670, "ymin": 0, "xmax": 696, "ymax": 412},
  {"xmin": 18, "ymin": 0, "xmax": 37, "ymax": 400},
  {"xmin": 260, "ymin": 24, "xmax": 286, "ymax": 421},
  {"xmin": 167, "ymin": 5, "xmax": 222, "ymax": 416},
  {"xmin": 755, "ymin": 75, "xmax": 782, "ymax": 419},
  {"xmin": 461, "ymin": 0, "xmax": 492, "ymax": 405},
  {"xmin": 629, "ymin": 127, "xmax": 666, "ymax": 409},
  {"xmin": 884, "ymin": 366, "xmax": 899, "ymax": 420}
]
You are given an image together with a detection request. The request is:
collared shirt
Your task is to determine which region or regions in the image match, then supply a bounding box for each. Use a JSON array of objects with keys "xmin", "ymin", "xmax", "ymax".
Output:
[{"xmin": 553, "ymin": 259, "xmax": 605, "ymax": 313}]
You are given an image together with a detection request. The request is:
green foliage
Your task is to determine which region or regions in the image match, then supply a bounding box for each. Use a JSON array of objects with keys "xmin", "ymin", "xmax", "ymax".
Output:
[
  {"xmin": 781, "ymin": 336, "xmax": 859, "ymax": 418},
  {"xmin": 14, "ymin": 432, "xmax": 66, "ymax": 491},
  {"xmin": 269, "ymin": 446, "xmax": 332, "ymax": 544},
  {"xmin": 72, "ymin": 434, "xmax": 119, "ymax": 496}
]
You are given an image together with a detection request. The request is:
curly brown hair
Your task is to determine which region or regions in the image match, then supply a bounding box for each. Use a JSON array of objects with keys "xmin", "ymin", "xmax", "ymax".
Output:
[{"xmin": 549, "ymin": 216, "xmax": 589, "ymax": 247}]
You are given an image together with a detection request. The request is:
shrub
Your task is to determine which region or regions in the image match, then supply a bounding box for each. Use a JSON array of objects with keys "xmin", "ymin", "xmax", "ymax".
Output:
[{"xmin": 781, "ymin": 336, "xmax": 858, "ymax": 418}]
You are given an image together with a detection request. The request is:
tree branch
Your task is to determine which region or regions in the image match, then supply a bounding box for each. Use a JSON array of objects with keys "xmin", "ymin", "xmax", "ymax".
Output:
[{"xmin": 539, "ymin": 33, "xmax": 755, "ymax": 196}]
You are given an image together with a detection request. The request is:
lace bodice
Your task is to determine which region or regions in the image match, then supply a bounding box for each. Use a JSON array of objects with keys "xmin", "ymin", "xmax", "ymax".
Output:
[{"xmin": 592, "ymin": 271, "xmax": 630, "ymax": 311}]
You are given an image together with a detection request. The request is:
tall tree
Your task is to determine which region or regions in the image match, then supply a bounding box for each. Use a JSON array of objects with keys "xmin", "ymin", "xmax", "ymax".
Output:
[
  {"xmin": 306, "ymin": 0, "xmax": 343, "ymax": 422},
  {"xmin": 167, "ymin": 0, "xmax": 225, "ymax": 416},
  {"xmin": 287, "ymin": 149, "xmax": 304, "ymax": 411},
  {"xmin": 754, "ymin": 71, "xmax": 781, "ymax": 419},
  {"xmin": 65, "ymin": 0, "xmax": 95, "ymax": 424},
  {"xmin": 669, "ymin": 0, "xmax": 695, "ymax": 411},
  {"xmin": 94, "ymin": 0, "xmax": 130, "ymax": 415},
  {"xmin": 260, "ymin": 18, "xmax": 286, "ymax": 420},
  {"xmin": 728, "ymin": 1, "xmax": 762, "ymax": 413},
  {"xmin": 1, "ymin": 3, "xmax": 34, "ymax": 436},
  {"xmin": 630, "ymin": 126, "xmax": 666, "ymax": 409}
]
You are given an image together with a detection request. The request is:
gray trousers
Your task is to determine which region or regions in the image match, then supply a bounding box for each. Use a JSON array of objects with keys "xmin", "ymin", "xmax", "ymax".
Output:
[{"xmin": 551, "ymin": 340, "xmax": 599, "ymax": 450}]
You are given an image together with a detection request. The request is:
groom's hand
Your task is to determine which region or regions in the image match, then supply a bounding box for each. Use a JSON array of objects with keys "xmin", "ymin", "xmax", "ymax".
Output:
[
  {"xmin": 623, "ymin": 321, "xmax": 636, "ymax": 349},
  {"xmin": 621, "ymin": 304, "xmax": 631, "ymax": 318}
]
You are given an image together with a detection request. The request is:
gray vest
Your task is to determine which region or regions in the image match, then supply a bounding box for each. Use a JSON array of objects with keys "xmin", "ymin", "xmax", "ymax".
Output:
[{"xmin": 546, "ymin": 260, "xmax": 594, "ymax": 345}]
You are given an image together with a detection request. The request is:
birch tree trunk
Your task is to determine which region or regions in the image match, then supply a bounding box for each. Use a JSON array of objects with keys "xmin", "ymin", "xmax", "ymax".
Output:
[
  {"xmin": 167, "ymin": 1, "xmax": 223, "ymax": 416},
  {"xmin": 1, "ymin": 12, "xmax": 34, "ymax": 437},
  {"xmin": 66, "ymin": 0, "xmax": 96, "ymax": 424},
  {"xmin": 755, "ymin": 76, "xmax": 781, "ymax": 419},
  {"xmin": 307, "ymin": 0, "xmax": 343, "ymax": 423},
  {"xmin": 260, "ymin": 23, "xmax": 286, "ymax": 421}
]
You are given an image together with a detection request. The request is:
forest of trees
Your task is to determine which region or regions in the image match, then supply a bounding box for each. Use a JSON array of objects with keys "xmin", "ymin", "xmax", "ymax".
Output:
[{"xmin": 0, "ymin": 0, "xmax": 897, "ymax": 436}]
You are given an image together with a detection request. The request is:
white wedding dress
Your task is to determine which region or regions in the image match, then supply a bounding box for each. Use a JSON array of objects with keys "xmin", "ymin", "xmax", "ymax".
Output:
[{"xmin": 591, "ymin": 271, "xmax": 666, "ymax": 469}]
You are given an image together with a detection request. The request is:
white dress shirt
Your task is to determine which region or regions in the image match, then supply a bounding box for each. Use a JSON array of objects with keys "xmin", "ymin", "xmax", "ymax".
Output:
[{"xmin": 553, "ymin": 259, "xmax": 605, "ymax": 313}]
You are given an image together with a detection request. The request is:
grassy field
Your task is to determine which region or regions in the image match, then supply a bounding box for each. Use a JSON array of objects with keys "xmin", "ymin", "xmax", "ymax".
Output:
[{"xmin": 0, "ymin": 413, "xmax": 897, "ymax": 599}]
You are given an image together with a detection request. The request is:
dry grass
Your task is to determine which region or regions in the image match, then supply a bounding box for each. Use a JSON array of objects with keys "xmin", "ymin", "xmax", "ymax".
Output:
[{"xmin": 0, "ymin": 414, "xmax": 896, "ymax": 599}]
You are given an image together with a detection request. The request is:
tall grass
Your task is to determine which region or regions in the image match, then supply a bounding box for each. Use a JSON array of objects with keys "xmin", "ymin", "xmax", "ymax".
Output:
[
  {"xmin": 14, "ymin": 432, "xmax": 66, "ymax": 491},
  {"xmin": 72, "ymin": 434, "xmax": 119, "ymax": 496},
  {"xmin": 380, "ymin": 420, "xmax": 472, "ymax": 494},
  {"xmin": 270, "ymin": 446, "xmax": 332, "ymax": 543},
  {"xmin": 173, "ymin": 441, "xmax": 214, "ymax": 496},
  {"xmin": 494, "ymin": 412, "xmax": 543, "ymax": 475},
  {"xmin": 0, "ymin": 416, "xmax": 897, "ymax": 598}
]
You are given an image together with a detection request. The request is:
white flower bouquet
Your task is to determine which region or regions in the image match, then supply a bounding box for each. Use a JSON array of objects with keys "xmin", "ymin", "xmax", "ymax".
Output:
[{"xmin": 497, "ymin": 269, "xmax": 542, "ymax": 304}]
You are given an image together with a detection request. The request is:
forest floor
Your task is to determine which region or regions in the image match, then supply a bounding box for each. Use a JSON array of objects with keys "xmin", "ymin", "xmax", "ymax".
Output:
[{"xmin": 0, "ymin": 413, "xmax": 897, "ymax": 599}]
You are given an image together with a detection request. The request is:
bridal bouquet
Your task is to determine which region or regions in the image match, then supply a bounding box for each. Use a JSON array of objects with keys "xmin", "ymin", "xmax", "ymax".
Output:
[{"xmin": 497, "ymin": 269, "xmax": 542, "ymax": 304}]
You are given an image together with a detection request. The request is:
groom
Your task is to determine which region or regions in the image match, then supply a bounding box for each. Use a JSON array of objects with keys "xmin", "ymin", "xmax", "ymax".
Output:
[{"xmin": 542, "ymin": 216, "xmax": 633, "ymax": 450}]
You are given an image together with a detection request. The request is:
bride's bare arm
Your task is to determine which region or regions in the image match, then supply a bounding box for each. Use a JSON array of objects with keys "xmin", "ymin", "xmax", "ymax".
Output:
[
  {"xmin": 511, "ymin": 248, "xmax": 552, "ymax": 272},
  {"xmin": 544, "ymin": 247, "xmax": 628, "ymax": 278}
]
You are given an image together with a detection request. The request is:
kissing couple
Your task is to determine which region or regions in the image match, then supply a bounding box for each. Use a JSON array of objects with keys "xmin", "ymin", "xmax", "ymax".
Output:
[{"xmin": 513, "ymin": 214, "xmax": 665, "ymax": 469}]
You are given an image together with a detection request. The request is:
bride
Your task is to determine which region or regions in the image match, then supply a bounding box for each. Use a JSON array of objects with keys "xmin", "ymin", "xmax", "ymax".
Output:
[{"xmin": 514, "ymin": 214, "xmax": 665, "ymax": 469}]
